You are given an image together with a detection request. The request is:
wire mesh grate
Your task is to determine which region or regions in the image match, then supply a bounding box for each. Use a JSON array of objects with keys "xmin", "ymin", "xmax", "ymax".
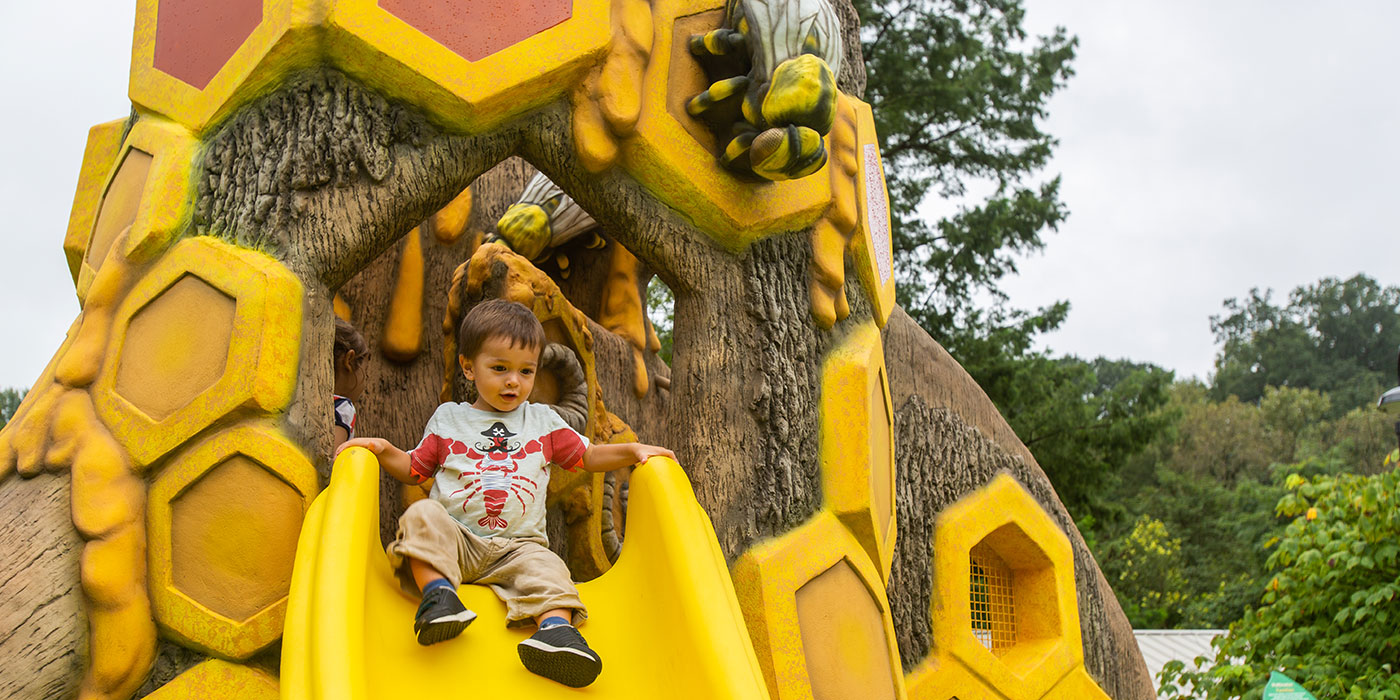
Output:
[{"xmin": 970, "ymin": 542, "xmax": 1016, "ymax": 655}]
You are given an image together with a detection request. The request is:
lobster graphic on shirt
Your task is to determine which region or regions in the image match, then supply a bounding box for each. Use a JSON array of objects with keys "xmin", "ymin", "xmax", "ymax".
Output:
[{"xmin": 447, "ymin": 421, "xmax": 544, "ymax": 530}]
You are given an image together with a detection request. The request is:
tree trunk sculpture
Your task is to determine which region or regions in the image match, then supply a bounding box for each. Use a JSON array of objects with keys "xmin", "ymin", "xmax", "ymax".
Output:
[{"xmin": 0, "ymin": 1, "xmax": 1152, "ymax": 698}]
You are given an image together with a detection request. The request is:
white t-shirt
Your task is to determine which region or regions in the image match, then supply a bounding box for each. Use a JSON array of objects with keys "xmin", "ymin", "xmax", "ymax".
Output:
[{"xmin": 408, "ymin": 402, "xmax": 589, "ymax": 542}]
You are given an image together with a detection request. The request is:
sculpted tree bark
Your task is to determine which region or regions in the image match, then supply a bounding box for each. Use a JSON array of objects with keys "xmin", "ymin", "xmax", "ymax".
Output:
[{"xmin": 0, "ymin": 1, "xmax": 1152, "ymax": 698}]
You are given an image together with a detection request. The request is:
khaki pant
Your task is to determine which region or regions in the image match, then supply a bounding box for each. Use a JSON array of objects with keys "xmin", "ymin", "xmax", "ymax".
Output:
[{"xmin": 386, "ymin": 499, "xmax": 586, "ymax": 626}]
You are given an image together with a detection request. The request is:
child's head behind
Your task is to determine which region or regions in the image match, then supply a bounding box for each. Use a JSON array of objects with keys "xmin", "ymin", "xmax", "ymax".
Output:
[
  {"xmin": 458, "ymin": 300, "xmax": 546, "ymax": 412},
  {"xmin": 333, "ymin": 317, "xmax": 368, "ymax": 400}
]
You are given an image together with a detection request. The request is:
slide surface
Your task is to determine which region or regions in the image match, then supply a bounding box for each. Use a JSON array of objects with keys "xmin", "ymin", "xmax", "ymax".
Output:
[{"xmin": 282, "ymin": 449, "xmax": 770, "ymax": 700}]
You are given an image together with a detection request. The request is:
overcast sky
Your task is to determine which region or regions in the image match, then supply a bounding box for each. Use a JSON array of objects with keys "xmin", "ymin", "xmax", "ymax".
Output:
[{"xmin": 1, "ymin": 1, "xmax": 1397, "ymax": 392}]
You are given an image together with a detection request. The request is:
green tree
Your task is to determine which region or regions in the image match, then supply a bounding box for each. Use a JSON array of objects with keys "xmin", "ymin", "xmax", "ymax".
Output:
[
  {"xmin": 854, "ymin": 0, "xmax": 1077, "ymax": 338},
  {"xmin": 1159, "ymin": 466, "xmax": 1400, "ymax": 700},
  {"xmin": 646, "ymin": 276, "xmax": 675, "ymax": 364},
  {"xmin": 0, "ymin": 388, "xmax": 24, "ymax": 431},
  {"xmin": 951, "ymin": 308, "xmax": 1174, "ymax": 518},
  {"xmin": 1211, "ymin": 275, "xmax": 1400, "ymax": 416},
  {"xmin": 1313, "ymin": 407, "xmax": 1396, "ymax": 476}
]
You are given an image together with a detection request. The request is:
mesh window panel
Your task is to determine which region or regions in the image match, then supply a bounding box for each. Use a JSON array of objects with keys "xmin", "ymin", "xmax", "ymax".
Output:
[{"xmin": 969, "ymin": 542, "xmax": 1016, "ymax": 655}]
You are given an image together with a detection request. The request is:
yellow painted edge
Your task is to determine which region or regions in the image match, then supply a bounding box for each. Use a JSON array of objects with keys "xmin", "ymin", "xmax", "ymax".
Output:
[
  {"xmin": 904, "ymin": 652, "xmax": 1010, "ymax": 700},
  {"xmin": 846, "ymin": 99, "xmax": 896, "ymax": 327},
  {"xmin": 930, "ymin": 474, "xmax": 1082, "ymax": 700},
  {"xmin": 818, "ymin": 321, "xmax": 896, "ymax": 582},
  {"xmin": 732, "ymin": 512, "xmax": 907, "ymax": 700},
  {"xmin": 1040, "ymin": 665, "xmax": 1111, "ymax": 700},
  {"xmin": 64, "ymin": 118, "xmax": 129, "ymax": 287},
  {"xmin": 92, "ymin": 238, "xmax": 303, "ymax": 466},
  {"xmin": 144, "ymin": 658, "xmax": 279, "ymax": 700},
  {"xmin": 120, "ymin": 119, "xmax": 199, "ymax": 262},
  {"xmin": 325, "ymin": 0, "xmax": 609, "ymax": 133},
  {"xmin": 147, "ymin": 423, "xmax": 318, "ymax": 659}
]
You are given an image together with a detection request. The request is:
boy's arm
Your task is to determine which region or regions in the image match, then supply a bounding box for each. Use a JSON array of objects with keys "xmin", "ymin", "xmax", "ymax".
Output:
[
  {"xmin": 335, "ymin": 437, "xmax": 420, "ymax": 484},
  {"xmin": 580, "ymin": 442, "xmax": 676, "ymax": 472}
]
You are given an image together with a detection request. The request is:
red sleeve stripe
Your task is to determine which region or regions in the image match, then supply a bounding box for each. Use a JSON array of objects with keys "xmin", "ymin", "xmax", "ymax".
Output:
[
  {"xmin": 543, "ymin": 428, "xmax": 587, "ymax": 471},
  {"xmin": 408, "ymin": 433, "xmax": 447, "ymax": 482}
]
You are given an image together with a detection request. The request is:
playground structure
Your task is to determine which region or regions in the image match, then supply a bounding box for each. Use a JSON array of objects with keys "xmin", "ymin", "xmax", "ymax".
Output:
[{"xmin": 0, "ymin": 1, "xmax": 1155, "ymax": 699}]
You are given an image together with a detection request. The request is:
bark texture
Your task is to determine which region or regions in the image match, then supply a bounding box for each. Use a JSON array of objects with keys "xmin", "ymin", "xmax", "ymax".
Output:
[
  {"xmin": 831, "ymin": 0, "xmax": 868, "ymax": 98},
  {"xmin": 194, "ymin": 67, "xmax": 518, "ymax": 471},
  {"xmin": 0, "ymin": 474, "xmax": 85, "ymax": 700},
  {"xmin": 882, "ymin": 308, "xmax": 1155, "ymax": 700}
]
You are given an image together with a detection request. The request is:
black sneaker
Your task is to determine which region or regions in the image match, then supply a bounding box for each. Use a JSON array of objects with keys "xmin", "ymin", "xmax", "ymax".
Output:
[
  {"xmin": 517, "ymin": 624, "xmax": 603, "ymax": 687},
  {"xmin": 413, "ymin": 587, "xmax": 476, "ymax": 645}
]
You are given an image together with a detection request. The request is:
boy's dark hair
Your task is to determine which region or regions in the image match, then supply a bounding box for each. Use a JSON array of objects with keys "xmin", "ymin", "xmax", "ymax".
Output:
[
  {"xmin": 334, "ymin": 317, "xmax": 368, "ymax": 362},
  {"xmin": 458, "ymin": 299, "xmax": 546, "ymax": 359}
]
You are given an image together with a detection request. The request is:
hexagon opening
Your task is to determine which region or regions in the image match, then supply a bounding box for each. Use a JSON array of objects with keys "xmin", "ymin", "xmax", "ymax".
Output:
[
  {"xmin": 970, "ymin": 522, "xmax": 1063, "ymax": 671},
  {"xmin": 970, "ymin": 541, "xmax": 1016, "ymax": 655}
]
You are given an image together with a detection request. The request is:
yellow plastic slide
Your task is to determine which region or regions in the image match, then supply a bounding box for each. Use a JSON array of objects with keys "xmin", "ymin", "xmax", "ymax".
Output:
[{"xmin": 282, "ymin": 448, "xmax": 771, "ymax": 700}]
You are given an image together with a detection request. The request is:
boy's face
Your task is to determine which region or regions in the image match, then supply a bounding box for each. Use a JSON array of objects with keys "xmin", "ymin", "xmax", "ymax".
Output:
[{"xmin": 459, "ymin": 335, "xmax": 540, "ymax": 413}]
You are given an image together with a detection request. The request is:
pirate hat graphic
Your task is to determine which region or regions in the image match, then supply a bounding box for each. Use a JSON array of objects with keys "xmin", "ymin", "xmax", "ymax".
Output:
[{"xmin": 482, "ymin": 422, "xmax": 516, "ymax": 439}]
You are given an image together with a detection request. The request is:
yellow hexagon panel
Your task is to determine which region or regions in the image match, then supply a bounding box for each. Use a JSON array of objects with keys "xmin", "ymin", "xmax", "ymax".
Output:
[
  {"xmin": 326, "ymin": 0, "xmax": 610, "ymax": 132},
  {"xmin": 148, "ymin": 424, "xmax": 318, "ymax": 659},
  {"xmin": 733, "ymin": 513, "xmax": 907, "ymax": 700},
  {"xmin": 622, "ymin": 0, "xmax": 832, "ymax": 250},
  {"xmin": 131, "ymin": 0, "xmax": 319, "ymax": 134},
  {"xmin": 67, "ymin": 118, "xmax": 198, "ymax": 303},
  {"xmin": 820, "ymin": 321, "xmax": 897, "ymax": 582},
  {"xmin": 94, "ymin": 237, "xmax": 302, "ymax": 466},
  {"xmin": 929, "ymin": 474, "xmax": 1081, "ymax": 700},
  {"xmin": 63, "ymin": 118, "xmax": 128, "ymax": 286},
  {"xmin": 847, "ymin": 99, "xmax": 896, "ymax": 327},
  {"xmin": 144, "ymin": 659, "xmax": 279, "ymax": 699}
]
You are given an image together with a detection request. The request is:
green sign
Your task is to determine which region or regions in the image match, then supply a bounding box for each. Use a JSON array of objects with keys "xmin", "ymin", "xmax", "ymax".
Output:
[{"xmin": 1261, "ymin": 672, "xmax": 1318, "ymax": 700}]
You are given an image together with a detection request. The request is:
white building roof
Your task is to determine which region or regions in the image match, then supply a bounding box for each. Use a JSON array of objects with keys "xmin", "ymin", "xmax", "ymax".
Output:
[{"xmin": 1134, "ymin": 629, "xmax": 1226, "ymax": 698}]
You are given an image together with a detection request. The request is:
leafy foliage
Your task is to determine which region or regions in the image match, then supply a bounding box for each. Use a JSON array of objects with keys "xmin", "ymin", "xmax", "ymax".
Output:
[
  {"xmin": 1211, "ymin": 275, "xmax": 1400, "ymax": 416},
  {"xmin": 1103, "ymin": 378, "xmax": 1396, "ymax": 629},
  {"xmin": 950, "ymin": 307, "xmax": 1174, "ymax": 518},
  {"xmin": 1158, "ymin": 466, "xmax": 1400, "ymax": 700},
  {"xmin": 1101, "ymin": 515, "xmax": 1189, "ymax": 628},
  {"xmin": 645, "ymin": 276, "xmax": 675, "ymax": 364},
  {"xmin": 0, "ymin": 387, "xmax": 25, "ymax": 431},
  {"xmin": 854, "ymin": 0, "xmax": 1077, "ymax": 337},
  {"xmin": 1110, "ymin": 464, "xmax": 1285, "ymax": 629}
]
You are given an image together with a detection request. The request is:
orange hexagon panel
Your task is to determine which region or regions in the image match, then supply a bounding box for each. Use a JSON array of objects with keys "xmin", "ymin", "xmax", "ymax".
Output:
[
  {"xmin": 847, "ymin": 99, "xmax": 896, "ymax": 327},
  {"xmin": 912, "ymin": 474, "xmax": 1083, "ymax": 700},
  {"xmin": 64, "ymin": 119, "xmax": 197, "ymax": 303},
  {"xmin": 326, "ymin": 0, "xmax": 610, "ymax": 132},
  {"xmin": 621, "ymin": 0, "xmax": 832, "ymax": 250},
  {"xmin": 132, "ymin": 0, "xmax": 316, "ymax": 134},
  {"xmin": 93, "ymin": 237, "xmax": 302, "ymax": 466},
  {"xmin": 733, "ymin": 513, "xmax": 907, "ymax": 700},
  {"xmin": 149, "ymin": 424, "xmax": 318, "ymax": 659},
  {"xmin": 820, "ymin": 321, "xmax": 897, "ymax": 583}
]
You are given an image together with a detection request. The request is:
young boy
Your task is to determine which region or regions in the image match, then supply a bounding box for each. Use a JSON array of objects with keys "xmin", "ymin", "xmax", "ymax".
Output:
[{"xmin": 337, "ymin": 299, "xmax": 673, "ymax": 688}]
